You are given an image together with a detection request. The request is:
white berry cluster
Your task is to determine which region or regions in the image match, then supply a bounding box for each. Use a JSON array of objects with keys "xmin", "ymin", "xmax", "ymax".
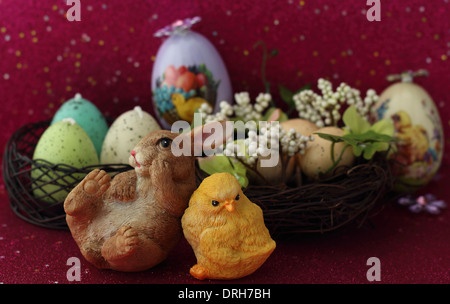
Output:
[
  {"xmin": 293, "ymin": 78, "xmax": 379, "ymax": 127},
  {"xmin": 222, "ymin": 122, "xmax": 313, "ymax": 166},
  {"xmin": 280, "ymin": 128, "xmax": 315, "ymax": 157},
  {"xmin": 198, "ymin": 92, "xmax": 272, "ymax": 124}
]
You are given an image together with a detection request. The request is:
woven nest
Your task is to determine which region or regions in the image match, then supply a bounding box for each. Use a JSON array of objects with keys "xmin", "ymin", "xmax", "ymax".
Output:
[
  {"xmin": 196, "ymin": 154, "xmax": 395, "ymax": 237},
  {"xmin": 2, "ymin": 121, "xmax": 131, "ymax": 229},
  {"xmin": 3, "ymin": 121, "xmax": 394, "ymax": 234}
]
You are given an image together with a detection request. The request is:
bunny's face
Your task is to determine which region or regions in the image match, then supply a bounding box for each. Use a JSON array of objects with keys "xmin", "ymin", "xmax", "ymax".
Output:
[{"xmin": 129, "ymin": 130, "xmax": 194, "ymax": 180}]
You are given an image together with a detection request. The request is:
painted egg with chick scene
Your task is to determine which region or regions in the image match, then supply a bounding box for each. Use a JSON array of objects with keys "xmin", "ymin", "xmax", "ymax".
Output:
[{"xmin": 371, "ymin": 70, "xmax": 444, "ymax": 193}]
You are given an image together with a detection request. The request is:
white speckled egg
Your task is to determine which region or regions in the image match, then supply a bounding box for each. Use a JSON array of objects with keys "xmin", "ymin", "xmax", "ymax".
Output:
[
  {"xmin": 32, "ymin": 119, "xmax": 99, "ymax": 203},
  {"xmin": 100, "ymin": 106, "xmax": 161, "ymax": 164},
  {"xmin": 371, "ymin": 77, "xmax": 444, "ymax": 193},
  {"xmin": 51, "ymin": 93, "xmax": 108, "ymax": 157}
]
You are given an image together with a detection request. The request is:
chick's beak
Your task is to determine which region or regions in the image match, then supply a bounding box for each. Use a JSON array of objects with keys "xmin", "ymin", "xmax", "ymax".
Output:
[{"xmin": 224, "ymin": 200, "xmax": 235, "ymax": 213}]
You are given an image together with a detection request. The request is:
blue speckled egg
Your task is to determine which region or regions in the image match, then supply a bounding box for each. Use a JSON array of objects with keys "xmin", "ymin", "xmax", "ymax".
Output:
[{"xmin": 51, "ymin": 93, "xmax": 108, "ymax": 157}]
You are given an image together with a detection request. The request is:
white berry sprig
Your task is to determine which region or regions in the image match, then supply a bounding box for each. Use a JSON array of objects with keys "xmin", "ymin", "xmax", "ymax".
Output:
[
  {"xmin": 197, "ymin": 92, "xmax": 272, "ymax": 124},
  {"xmin": 292, "ymin": 78, "xmax": 379, "ymax": 127}
]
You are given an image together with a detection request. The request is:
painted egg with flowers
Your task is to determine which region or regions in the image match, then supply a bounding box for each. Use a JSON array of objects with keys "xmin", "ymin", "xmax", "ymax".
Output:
[
  {"xmin": 151, "ymin": 17, "xmax": 233, "ymax": 128},
  {"xmin": 371, "ymin": 70, "xmax": 444, "ymax": 193}
]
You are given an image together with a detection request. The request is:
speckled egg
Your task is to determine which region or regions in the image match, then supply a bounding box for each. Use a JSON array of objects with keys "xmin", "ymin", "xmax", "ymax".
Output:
[
  {"xmin": 51, "ymin": 93, "xmax": 108, "ymax": 157},
  {"xmin": 32, "ymin": 119, "xmax": 99, "ymax": 203},
  {"xmin": 100, "ymin": 106, "xmax": 161, "ymax": 164},
  {"xmin": 371, "ymin": 79, "xmax": 444, "ymax": 193}
]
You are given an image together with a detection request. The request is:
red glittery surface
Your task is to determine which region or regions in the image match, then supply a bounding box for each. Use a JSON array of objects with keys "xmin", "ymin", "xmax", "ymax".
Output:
[{"xmin": 0, "ymin": 0, "xmax": 449, "ymax": 284}]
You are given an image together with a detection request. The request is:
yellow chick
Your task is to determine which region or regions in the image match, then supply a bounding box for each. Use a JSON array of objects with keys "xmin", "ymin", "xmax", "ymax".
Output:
[
  {"xmin": 171, "ymin": 93, "xmax": 207, "ymax": 123},
  {"xmin": 392, "ymin": 111, "xmax": 429, "ymax": 165},
  {"xmin": 181, "ymin": 172, "xmax": 276, "ymax": 280}
]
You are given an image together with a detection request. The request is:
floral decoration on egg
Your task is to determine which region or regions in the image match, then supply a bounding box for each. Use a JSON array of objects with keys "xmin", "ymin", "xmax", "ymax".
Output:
[{"xmin": 153, "ymin": 63, "xmax": 220, "ymax": 124}]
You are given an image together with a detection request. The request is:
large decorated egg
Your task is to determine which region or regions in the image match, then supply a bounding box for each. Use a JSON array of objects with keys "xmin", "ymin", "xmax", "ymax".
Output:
[
  {"xmin": 151, "ymin": 17, "xmax": 233, "ymax": 128},
  {"xmin": 371, "ymin": 70, "xmax": 444, "ymax": 193}
]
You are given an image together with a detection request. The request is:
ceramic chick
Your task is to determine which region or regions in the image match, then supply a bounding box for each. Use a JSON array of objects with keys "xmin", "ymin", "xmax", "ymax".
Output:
[
  {"xmin": 181, "ymin": 172, "xmax": 276, "ymax": 280},
  {"xmin": 64, "ymin": 121, "xmax": 230, "ymax": 272}
]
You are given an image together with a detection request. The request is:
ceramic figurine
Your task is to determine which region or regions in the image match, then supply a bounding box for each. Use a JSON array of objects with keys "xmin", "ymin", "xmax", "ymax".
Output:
[
  {"xmin": 181, "ymin": 172, "xmax": 276, "ymax": 280},
  {"xmin": 64, "ymin": 121, "xmax": 230, "ymax": 272}
]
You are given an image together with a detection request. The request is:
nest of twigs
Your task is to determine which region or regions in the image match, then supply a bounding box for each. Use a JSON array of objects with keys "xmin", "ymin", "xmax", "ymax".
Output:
[
  {"xmin": 3, "ymin": 121, "xmax": 394, "ymax": 234},
  {"xmin": 2, "ymin": 121, "xmax": 131, "ymax": 229},
  {"xmin": 196, "ymin": 154, "xmax": 395, "ymax": 237}
]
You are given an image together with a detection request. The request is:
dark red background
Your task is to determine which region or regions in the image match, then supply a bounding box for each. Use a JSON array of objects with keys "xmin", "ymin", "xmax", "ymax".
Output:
[{"xmin": 0, "ymin": 0, "xmax": 448, "ymax": 284}]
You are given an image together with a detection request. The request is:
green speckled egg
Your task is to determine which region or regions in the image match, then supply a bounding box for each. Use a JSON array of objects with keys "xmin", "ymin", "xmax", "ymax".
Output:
[
  {"xmin": 100, "ymin": 106, "xmax": 161, "ymax": 164},
  {"xmin": 32, "ymin": 119, "xmax": 99, "ymax": 203},
  {"xmin": 51, "ymin": 93, "xmax": 108, "ymax": 157}
]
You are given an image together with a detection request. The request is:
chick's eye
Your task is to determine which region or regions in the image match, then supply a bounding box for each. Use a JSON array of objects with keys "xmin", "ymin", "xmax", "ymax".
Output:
[
  {"xmin": 158, "ymin": 138, "xmax": 172, "ymax": 149},
  {"xmin": 235, "ymin": 194, "xmax": 240, "ymax": 201},
  {"xmin": 212, "ymin": 200, "xmax": 219, "ymax": 207}
]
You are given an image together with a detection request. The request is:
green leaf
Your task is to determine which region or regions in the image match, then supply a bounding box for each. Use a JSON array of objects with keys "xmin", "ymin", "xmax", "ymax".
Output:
[
  {"xmin": 343, "ymin": 130, "xmax": 395, "ymax": 144},
  {"xmin": 279, "ymin": 84, "xmax": 295, "ymax": 108},
  {"xmin": 343, "ymin": 106, "xmax": 371, "ymax": 134},
  {"xmin": 198, "ymin": 155, "xmax": 249, "ymax": 188},
  {"xmin": 370, "ymin": 119, "xmax": 394, "ymax": 137},
  {"xmin": 353, "ymin": 145, "xmax": 363, "ymax": 157},
  {"xmin": 314, "ymin": 132, "xmax": 345, "ymax": 143},
  {"xmin": 362, "ymin": 144, "xmax": 377, "ymax": 160}
]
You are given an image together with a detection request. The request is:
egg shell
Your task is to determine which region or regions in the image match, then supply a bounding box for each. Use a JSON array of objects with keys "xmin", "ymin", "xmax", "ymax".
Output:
[
  {"xmin": 51, "ymin": 93, "xmax": 108, "ymax": 157},
  {"xmin": 300, "ymin": 126, "xmax": 355, "ymax": 180},
  {"xmin": 372, "ymin": 81, "xmax": 444, "ymax": 192},
  {"xmin": 32, "ymin": 120, "xmax": 99, "ymax": 203},
  {"xmin": 255, "ymin": 154, "xmax": 283, "ymax": 185},
  {"xmin": 151, "ymin": 29, "xmax": 233, "ymax": 128},
  {"xmin": 100, "ymin": 106, "xmax": 161, "ymax": 165},
  {"xmin": 280, "ymin": 118, "xmax": 319, "ymax": 136},
  {"xmin": 280, "ymin": 119, "xmax": 319, "ymax": 184}
]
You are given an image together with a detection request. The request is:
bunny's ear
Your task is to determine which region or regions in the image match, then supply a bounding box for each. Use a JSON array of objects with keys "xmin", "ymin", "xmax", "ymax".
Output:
[
  {"xmin": 190, "ymin": 120, "xmax": 234, "ymax": 157},
  {"xmin": 171, "ymin": 120, "xmax": 233, "ymax": 157}
]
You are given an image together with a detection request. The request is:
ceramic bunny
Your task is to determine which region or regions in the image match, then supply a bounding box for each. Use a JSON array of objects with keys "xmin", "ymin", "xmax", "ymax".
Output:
[{"xmin": 64, "ymin": 121, "xmax": 230, "ymax": 272}]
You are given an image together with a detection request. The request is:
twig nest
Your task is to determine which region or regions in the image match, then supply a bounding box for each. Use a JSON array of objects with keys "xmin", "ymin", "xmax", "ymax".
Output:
[{"xmin": 300, "ymin": 126, "xmax": 355, "ymax": 180}]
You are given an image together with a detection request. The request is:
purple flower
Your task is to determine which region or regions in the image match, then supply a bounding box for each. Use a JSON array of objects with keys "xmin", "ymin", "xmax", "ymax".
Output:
[
  {"xmin": 154, "ymin": 16, "xmax": 201, "ymax": 37},
  {"xmin": 398, "ymin": 194, "xmax": 446, "ymax": 215}
]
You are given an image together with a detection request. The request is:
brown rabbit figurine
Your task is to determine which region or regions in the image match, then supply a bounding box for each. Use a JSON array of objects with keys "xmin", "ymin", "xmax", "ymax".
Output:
[{"xmin": 64, "ymin": 121, "xmax": 230, "ymax": 272}]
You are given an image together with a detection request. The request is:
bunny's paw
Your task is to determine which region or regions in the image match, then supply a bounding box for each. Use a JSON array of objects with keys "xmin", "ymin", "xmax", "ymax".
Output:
[
  {"xmin": 83, "ymin": 169, "xmax": 111, "ymax": 196},
  {"xmin": 114, "ymin": 226, "xmax": 140, "ymax": 257}
]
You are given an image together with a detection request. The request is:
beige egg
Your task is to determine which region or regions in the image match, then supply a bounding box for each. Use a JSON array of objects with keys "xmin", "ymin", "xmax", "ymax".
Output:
[
  {"xmin": 100, "ymin": 106, "xmax": 161, "ymax": 165},
  {"xmin": 280, "ymin": 118, "xmax": 319, "ymax": 136},
  {"xmin": 255, "ymin": 154, "xmax": 283, "ymax": 185},
  {"xmin": 280, "ymin": 119, "xmax": 319, "ymax": 185},
  {"xmin": 300, "ymin": 126, "xmax": 355, "ymax": 180}
]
